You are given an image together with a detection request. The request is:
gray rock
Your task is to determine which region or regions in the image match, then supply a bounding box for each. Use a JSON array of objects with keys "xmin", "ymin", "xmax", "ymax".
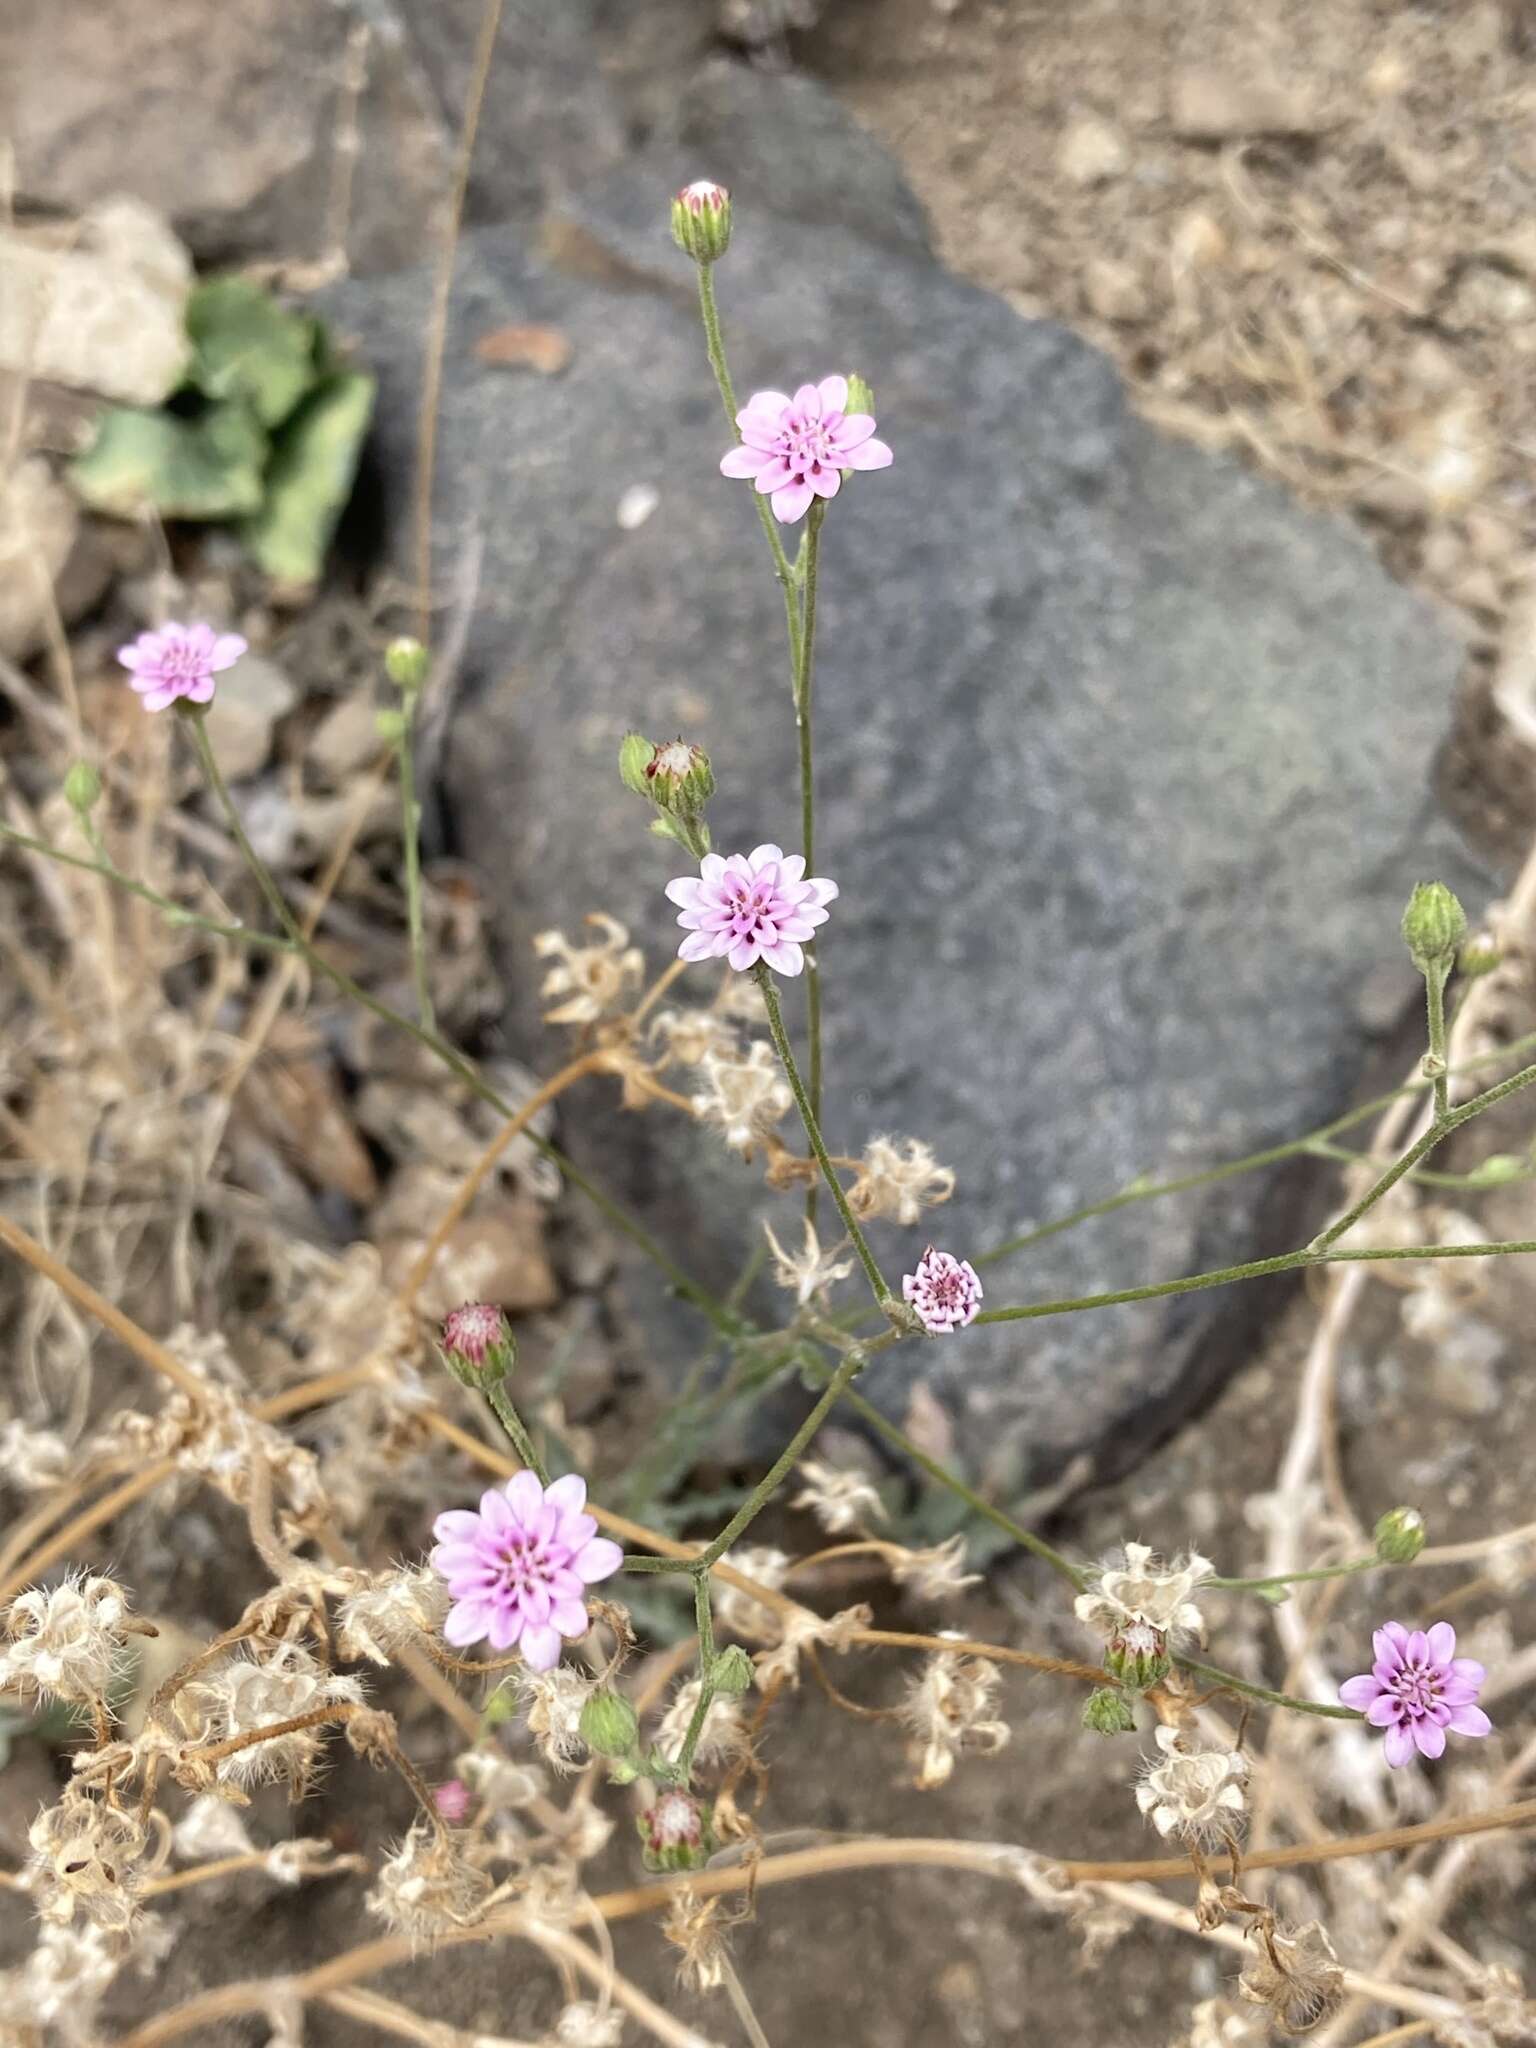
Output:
[{"xmin": 322, "ymin": 64, "xmax": 1481, "ymax": 1505}]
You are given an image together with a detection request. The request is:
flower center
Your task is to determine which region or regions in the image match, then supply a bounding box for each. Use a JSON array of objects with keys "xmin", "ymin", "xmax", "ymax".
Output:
[
  {"xmin": 159, "ymin": 644, "xmax": 207, "ymax": 682},
  {"xmin": 1391, "ymin": 1664, "xmax": 1442, "ymax": 1715},
  {"xmin": 493, "ymin": 1534, "xmax": 554, "ymax": 1598},
  {"xmin": 779, "ymin": 413, "xmax": 839, "ymax": 480}
]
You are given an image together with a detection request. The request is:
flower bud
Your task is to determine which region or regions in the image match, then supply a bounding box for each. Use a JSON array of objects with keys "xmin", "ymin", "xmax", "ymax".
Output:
[
  {"xmin": 1459, "ymin": 932, "xmax": 1501, "ymax": 979},
  {"xmin": 844, "ymin": 373, "xmax": 875, "ymax": 419},
  {"xmin": 645, "ymin": 737, "xmax": 714, "ymax": 812},
  {"xmin": 1466, "ymin": 1153, "xmax": 1523, "ymax": 1188},
  {"xmin": 619, "ymin": 730, "xmax": 655, "ymax": 797},
  {"xmin": 710, "ymin": 1645, "xmax": 755, "ymax": 1696},
  {"xmin": 438, "ymin": 1302, "xmax": 515, "ymax": 1389},
  {"xmin": 670, "ymin": 181, "xmax": 731, "ymax": 265},
  {"xmin": 63, "ymin": 759, "xmax": 103, "ymax": 815},
  {"xmin": 1401, "ymin": 882, "xmax": 1467, "ymax": 975},
  {"xmin": 637, "ymin": 1788, "xmax": 711, "ymax": 1872},
  {"xmin": 385, "ymin": 637, "xmax": 429, "ymax": 692},
  {"xmin": 1373, "ymin": 1507, "xmax": 1426, "ymax": 1565},
  {"xmin": 1103, "ymin": 1624, "xmax": 1170, "ymax": 1692},
  {"xmin": 1082, "ymin": 1686, "xmax": 1137, "ymax": 1735},
  {"xmin": 433, "ymin": 1778, "xmax": 472, "ymax": 1824},
  {"xmin": 579, "ymin": 1687, "xmax": 640, "ymax": 1759}
]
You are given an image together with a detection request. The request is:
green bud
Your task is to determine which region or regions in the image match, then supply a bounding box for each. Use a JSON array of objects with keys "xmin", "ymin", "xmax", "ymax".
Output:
[
  {"xmin": 1467, "ymin": 1153, "xmax": 1524, "ymax": 1188},
  {"xmin": 1103, "ymin": 1627, "xmax": 1170, "ymax": 1693},
  {"xmin": 1373, "ymin": 1507, "xmax": 1426, "ymax": 1565},
  {"xmin": 1459, "ymin": 933, "xmax": 1501, "ymax": 979},
  {"xmin": 619, "ymin": 731, "xmax": 655, "ymax": 797},
  {"xmin": 1082, "ymin": 1686, "xmax": 1137, "ymax": 1735},
  {"xmin": 711, "ymin": 1645, "xmax": 755, "ymax": 1696},
  {"xmin": 385, "ymin": 637, "xmax": 429, "ymax": 691},
  {"xmin": 644, "ymin": 737, "xmax": 714, "ymax": 813},
  {"xmin": 670, "ymin": 180, "xmax": 731, "ymax": 265},
  {"xmin": 844, "ymin": 372, "xmax": 875, "ymax": 419},
  {"xmin": 63, "ymin": 760, "xmax": 103, "ymax": 816},
  {"xmin": 437, "ymin": 1303, "xmax": 515, "ymax": 1389},
  {"xmin": 637, "ymin": 1788, "xmax": 712, "ymax": 1872},
  {"xmin": 579, "ymin": 1687, "xmax": 641, "ymax": 1759},
  {"xmin": 1401, "ymin": 882, "xmax": 1468, "ymax": 975},
  {"xmin": 375, "ymin": 708, "xmax": 408, "ymax": 743}
]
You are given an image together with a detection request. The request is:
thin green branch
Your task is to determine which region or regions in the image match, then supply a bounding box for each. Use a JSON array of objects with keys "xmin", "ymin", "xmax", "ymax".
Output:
[
  {"xmin": 394, "ymin": 698, "xmax": 435, "ymax": 1032},
  {"xmin": 1207, "ymin": 1556, "xmax": 1378, "ymax": 1593},
  {"xmin": 485, "ymin": 1381, "xmax": 550, "ymax": 1486},
  {"xmin": 795, "ymin": 506, "xmax": 827, "ymax": 1229},
  {"xmin": 0, "ymin": 823, "xmax": 291, "ymax": 953},
  {"xmin": 1176, "ymin": 1655, "xmax": 1363, "ymax": 1720}
]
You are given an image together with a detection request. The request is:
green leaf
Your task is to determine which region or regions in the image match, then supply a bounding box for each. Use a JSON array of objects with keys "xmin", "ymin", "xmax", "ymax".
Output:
[
  {"xmin": 70, "ymin": 401, "xmax": 269, "ymax": 519},
  {"xmin": 185, "ymin": 276, "xmax": 322, "ymax": 429},
  {"xmin": 241, "ymin": 369, "xmax": 375, "ymax": 589}
]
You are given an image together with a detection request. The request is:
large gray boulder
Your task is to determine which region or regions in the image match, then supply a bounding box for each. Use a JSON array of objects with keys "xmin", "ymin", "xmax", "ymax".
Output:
[{"xmin": 322, "ymin": 62, "xmax": 1479, "ymax": 1503}]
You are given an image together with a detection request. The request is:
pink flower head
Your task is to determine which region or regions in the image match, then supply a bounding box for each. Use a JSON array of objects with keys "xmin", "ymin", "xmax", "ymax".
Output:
[
  {"xmin": 440, "ymin": 1302, "xmax": 510, "ymax": 1370},
  {"xmin": 720, "ymin": 376, "xmax": 892, "ymax": 525},
  {"xmin": 677, "ymin": 178, "xmax": 728, "ymax": 216},
  {"xmin": 430, "ymin": 1471, "xmax": 623, "ymax": 1672},
  {"xmin": 666, "ymin": 843, "xmax": 837, "ymax": 977},
  {"xmin": 903, "ymin": 1247, "xmax": 983, "ymax": 1334},
  {"xmin": 433, "ymin": 1778, "xmax": 472, "ymax": 1824},
  {"xmin": 116, "ymin": 622, "xmax": 247, "ymax": 713},
  {"xmin": 1339, "ymin": 1622, "xmax": 1491, "ymax": 1767}
]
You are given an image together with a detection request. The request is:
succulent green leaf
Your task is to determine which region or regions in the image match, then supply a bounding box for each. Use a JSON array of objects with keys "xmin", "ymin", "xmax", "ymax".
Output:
[
  {"xmin": 69, "ymin": 400, "xmax": 269, "ymax": 519},
  {"xmin": 185, "ymin": 276, "xmax": 322, "ymax": 429},
  {"xmin": 240, "ymin": 369, "xmax": 375, "ymax": 589}
]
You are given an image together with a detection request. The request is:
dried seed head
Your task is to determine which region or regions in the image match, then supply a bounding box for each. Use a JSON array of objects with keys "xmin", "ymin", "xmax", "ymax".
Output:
[
  {"xmin": 662, "ymin": 1887, "xmax": 732, "ymax": 1995},
  {"xmin": 523, "ymin": 1664, "xmax": 597, "ymax": 1772},
  {"xmin": 553, "ymin": 2003, "xmax": 626, "ymax": 2047},
  {"xmin": 455, "ymin": 1747, "xmax": 548, "ymax": 1814},
  {"xmin": 898, "ymin": 1648, "xmax": 1011, "ymax": 1789},
  {"xmin": 1135, "ymin": 1726, "xmax": 1249, "ymax": 1845},
  {"xmin": 179, "ymin": 1642, "xmax": 363, "ymax": 1796},
  {"xmin": 534, "ymin": 916, "xmax": 643, "ymax": 1027},
  {"xmin": 654, "ymin": 1679, "xmax": 753, "ymax": 1771},
  {"xmin": 1237, "ymin": 1919, "xmax": 1344, "ymax": 2033},
  {"xmin": 1075, "ymin": 1542, "xmax": 1212, "ymax": 1652},
  {"xmin": 366, "ymin": 1823, "xmax": 494, "ymax": 1951},
  {"xmin": 28, "ymin": 1791, "xmax": 148, "ymax": 1934},
  {"xmin": 791, "ymin": 1457, "xmax": 887, "ymax": 1536},
  {"xmin": 692, "ymin": 1041, "xmax": 793, "ymax": 1157},
  {"xmin": 846, "ymin": 1136, "xmax": 955, "ymax": 1225},
  {"xmin": 713, "ymin": 1547, "xmax": 790, "ymax": 1644},
  {"xmin": 886, "ymin": 1533, "xmax": 980, "ymax": 1602},
  {"xmin": 2, "ymin": 1573, "xmax": 136, "ymax": 1708},
  {"xmin": 171, "ymin": 1795, "xmax": 256, "ymax": 1863},
  {"xmin": 763, "ymin": 1220, "xmax": 856, "ymax": 1309},
  {"xmin": 0, "ymin": 1418, "xmax": 72, "ymax": 1491},
  {"xmin": 648, "ymin": 1006, "xmax": 738, "ymax": 1067},
  {"xmin": 335, "ymin": 1566, "xmax": 450, "ymax": 1666}
]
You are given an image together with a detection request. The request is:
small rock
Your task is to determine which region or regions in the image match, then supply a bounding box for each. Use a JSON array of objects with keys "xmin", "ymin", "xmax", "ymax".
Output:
[
  {"xmin": 473, "ymin": 322, "xmax": 573, "ymax": 375},
  {"xmin": 1057, "ymin": 117, "xmax": 1129, "ymax": 187},
  {"xmin": 0, "ymin": 199, "xmax": 191, "ymax": 405},
  {"xmin": 616, "ymin": 483, "xmax": 660, "ymax": 531},
  {"xmin": 1083, "ymin": 255, "xmax": 1148, "ymax": 323},
  {"xmin": 200, "ymin": 653, "xmax": 298, "ymax": 781},
  {"xmin": 1170, "ymin": 70, "xmax": 1324, "ymax": 142},
  {"xmin": 1169, "ymin": 209, "xmax": 1228, "ymax": 275},
  {"xmin": 1427, "ymin": 1320, "xmax": 1505, "ymax": 1416},
  {"xmin": 310, "ymin": 693, "xmax": 383, "ymax": 784},
  {"xmin": 0, "ymin": 457, "xmax": 78, "ymax": 659}
]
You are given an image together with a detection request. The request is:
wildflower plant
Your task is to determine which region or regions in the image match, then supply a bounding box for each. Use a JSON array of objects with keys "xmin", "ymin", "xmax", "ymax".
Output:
[{"xmin": 0, "ymin": 174, "xmax": 1534, "ymax": 2048}]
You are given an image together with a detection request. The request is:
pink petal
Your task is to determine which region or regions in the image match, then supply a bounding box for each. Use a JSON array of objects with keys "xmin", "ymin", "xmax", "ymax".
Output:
[
  {"xmin": 727, "ymin": 935, "xmax": 761, "ymax": 971},
  {"xmin": 721, "ymin": 445, "xmax": 769, "ymax": 479},
  {"xmin": 1366, "ymin": 1694, "xmax": 1405, "ymax": 1728},
  {"xmin": 551, "ymin": 1598, "xmax": 590, "ymax": 1637},
  {"xmin": 506, "ymin": 1470, "xmax": 545, "ymax": 1525},
  {"xmin": 761, "ymin": 939, "xmax": 804, "ymax": 976},
  {"xmin": 700, "ymin": 853, "xmax": 726, "ymax": 883},
  {"xmin": 544, "ymin": 1473, "xmax": 587, "ymax": 1516},
  {"xmin": 803, "ymin": 877, "xmax": 839, "ymax": 906},
  {"xmin": 139, "ymin": 685, "xmax": 179, "ymax": 713},
  {"xmin": 210, "ymin": 633, "xmax": 249, "ymax": 670},
  {"xmin": 433, "ymin": 1509, "xmax": 482, "ymax": 1542},
  {"xmin": 666, "ymin": 877, "xmax": 705, "ymax": 908},
  {"xmin": 520, "ymin": 1623, "xmax": 562, "ymax": 1671},
  {"xmin": 185, "ymin": 673, "xmax": 217, "ymax": 704},
  {"xmin": 1339, "ymin": 1675, "xmax": 1382, "ymax": 1711},
  {"xmin": 742, "ymin": 390, "xmax": 791, "ymax": 419},
  {"xmin": 753, "ymin": 457, "xmax": 797, "ymax": 495},
  {"xmin": 479, "ymin": 1487, "xmax": 513, "ymax": 1529},
  {"xmin": 574, "ymin": 1537, "xmax": 623, "ymax": 1583},
  {"xmin": 1412, "ymin": 1718, "xmax": 1446, "ymax": 1760},
  {"xmin": 748, "ymin": 843, "xmax": 785, "ymax": 870},
  {"xmin": 829, "ymin": 414, "xmax": 878, "ymax": 451},
  {"xmin": 443, "ymin": 1601, "xmax": 490, "ymax": 1648},
  {"xmin": 116, "ymin": 643, "xmax": 154, "ymax": 671},
  {"xmin": 723, "ymin": 853, "xmax": 752, "ymax": 878},
  {"xmin": 738, "ymin": 416, "xmax": 784, "ymax": 452},
  {"xmin": 1373, "ymin": 1624, "xmax": 1409, "ymax": 1670},
  {"xmin": 520, "ymin": 1582, "xmax": 552, "ymax": 1627},
  {"xmin": 186, "ymin": 623, "xmax": 216, "ymax": 655},
  {"xmin": 771, "ymin": 480, "xmax": 815, "ymax": 524},
  {"xmin": 678, "ymin": 929, "xmax": 721, "ymax": 962},
  {"xmin": 778, "ymin": 854, "xmax": 806, "ymax": 885},
  {"xmin": 1448, "ymin": 1658, "xmax": 1485, "ymax": 1690},
  {"xmin": 844, "ymin": 437, "xmax": 892, "ymax": 471},
  {"xmin": 1405, "ymin": 1630, "xmax": 1430, "ymax": 1667},
  {"xmin": 560, "ymin": 1513, "xmax": 598, "ymax": 1547},
  {"xmin": 810, "ymin": 465, "xmax": 842, "ymax": 500},
  {"xmin": 817, "ymin": 374, "xmax": 849, "ymax": 413},
  {"xmin": 793, "ymin": 383, "xmax": 821, "ymax": 418},
  {"xmin": 486, "ymin": 1604, "xmax": 520, "ymax": 1651},
  {"xmin": 1445, "ymin": 1703, "xmax": 1492, "ymax": 1737},
  {"xmin": 1382, "ymin": 1721, "xmax": 1415, "ymax": 1768},
  {"xmin": 1425, "ymin": 1622, "xmax": 1457, "ymax": 1667}
]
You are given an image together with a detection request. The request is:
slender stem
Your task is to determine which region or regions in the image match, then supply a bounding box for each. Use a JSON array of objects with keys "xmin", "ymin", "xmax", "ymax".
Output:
[
  {"xmin": 0, "ymin": 824, "xmax": 295, "ymax": 951},
  {"xmin": 1208, "ymin": 1555, "xmax": 1378, "ymax": 1593},
  {"xmin": 394, "ymin": 695, "xmax": 435, "ymax": 1031},
  {"xmin": 673, "ymin": 1569, "xmax": 718, "ymax": 1782},
  {"xmin": 485, "ymin": 1381, "xmax": 550, "ymax": 1486},
  {"xmin": 189, "ymin": 713, "xmax": 307, "ymax": 944},
  {"xmin": 1173, "ymin": 1655, "xmax": 1362, "ymax": 1720},
  {"xmin": 754, "ymin": 964, "xmax": 892, "ymax": 1306},
  {"xmin": 1425, "ymin": 963, "xmax": 1450, "ymax": 1122},
  {"xmin": 795, "ymin": 506, "xmax": 827, "ymax": 1230}
]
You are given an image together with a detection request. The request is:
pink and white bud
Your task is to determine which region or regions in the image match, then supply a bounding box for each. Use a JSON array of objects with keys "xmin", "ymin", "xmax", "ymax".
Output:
[
  {"xmin": 671, "ymin": 181, "xmax": 732, "ymax": 263},
  {"xmin": 438, "ymin": 1302, "xmax": 515, "ymax": 1387}
]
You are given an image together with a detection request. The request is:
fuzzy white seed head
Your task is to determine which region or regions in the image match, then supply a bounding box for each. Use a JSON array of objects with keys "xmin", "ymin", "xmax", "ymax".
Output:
[
  {"xmin": 1135, "ymin": 1726, "xmax": 1249, "ymax": 1845},
  {"xmin": 2, "ymin": 1574, "xmax": 134, "ymax": 1708}
]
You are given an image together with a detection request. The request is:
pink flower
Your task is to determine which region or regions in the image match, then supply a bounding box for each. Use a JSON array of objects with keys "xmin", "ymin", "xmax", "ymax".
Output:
[
  {"xmin": 903, "ymin": 1247, "xmax": 983, "ymax": 1334},
  {"xmin": 440, "ymin": 1303, "xmax": 510, "ymax": 1370},
  {"xmin": 666, "ymin": 844, "xmax": 837, "ymax": 976},
  {"xmin": 429, "ymin": 1472, "xmax": 623, "ymax": 1672},
  {"xmin": 433, "ymin": 1778, "xmax": 472, "ymax": 1824},
  {"xmin": 720, "ymin": 376, "xmax": 892, "ymax": 524},
  {"xmin": 1339, "ymin": 1622, "xmax": 1491, "ymax": 1767},
  {"xmin": 116, "ymin": 622, "xmax": 247, "ymax": 712}
]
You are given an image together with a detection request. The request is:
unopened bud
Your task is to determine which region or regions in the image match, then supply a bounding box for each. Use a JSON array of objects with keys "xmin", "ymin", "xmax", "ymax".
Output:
[
  {"xmin": 619, "ymin": 731, "xmax": 655, "ymax": 797},
  {"xmin": 1401, "ymin": 882, "xmax": 1467, "ymax": 974},
  {"xmin": 64, "ymin": 760, "xmax": 103, "ymax": 815},
  {"xmin": 437, "ymin": 1302, "xmax": 515, "ymax": 1388},
  {"xmin": 1082, "ymin": 1686, "xmax": 1137, "ymax": 1735},
  {"xmin": 637, "ymin": 1788, "xmax": 711, "ymax": 1872},
  {"xmin": 385, "ymin": 637, "xmax": 429, "ymax": 692},
  {"xmin": 711, "ymin": 1645, "xmax": 755, "ymax": 1696},
  {"xmin": 579, "ymin": 1688, "xmax": 641, "ymax": 1760},
  {"xmin": 1467, "ymin": 1153, "xmax": 1523, "ymax": 1188},
  {"xmin": 1103, "ymin": 1625, "xmax": 1170, "ymax": 1693},
  {"xmin": 670, "ymin": 180, "xmax": 731, "ymax": 265},
  {"xmin": 1373, "ymin": 1507, "xmax": 1426, "ymax": 1565},
  {"xmin": 844, "ymin": 373, "xmax": 875, "ymax": 419},
  {"xmin": 645, "ymin": 737, "xmax": 714, "ymax": 811},
  {"xmin": 1459, "ymin": 932, "xmax": 1501, "ymax": 979}
]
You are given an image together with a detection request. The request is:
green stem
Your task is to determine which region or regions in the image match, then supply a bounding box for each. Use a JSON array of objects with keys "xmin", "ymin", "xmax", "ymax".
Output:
[
  {"xmin": 485, "ymin": 1381, "xmax": 550, "ymax": 1486},
  {"xmin": 1426, "ymin": 964, "xmax": 1450, "ymax": 1124},
  {"xmin": 395, "ymin": 697, "xmax": 435, "ymax": 1032},
  {"xmin": 0, "ymin": 824, "xmax": 293, "ymax": 953},
  {"xmin": 1175, "ymin": 1655, "xmax": 1363, "ymax": 1721},
  {"xmin": 795, "ymin": 507, "xmax": 827, "ymax": 1228},
  {"xmin": 623, "ymin": 1344, "xmax": 870, "ymax": 1577},
  {"xmin": 181, "ymin": 717, "xmax": 743, "ymax": 1340},
  {"xmin": 1207, "ymin": 1556, "xmax": 1378, "ymax": 1593},
  {"xmin": 753, "ymin": 964, "xmax": 892, "ymax": 1307},
  {"xmin": 674, "ymin": 1569, "xmax": 718, "ymax": 1782}
]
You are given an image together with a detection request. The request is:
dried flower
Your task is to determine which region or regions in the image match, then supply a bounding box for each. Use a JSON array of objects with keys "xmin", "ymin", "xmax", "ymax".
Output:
[
  {"xmin": 765, "ymin": 1219, "xmax": 856, "ymax": 1309},
  {"xmin": 667, "ymin": 844, "xmax": 837, "ymax": 975},
  {"xmin": 0, "ymin": 1417, "xmax": 72, "ymax": 1490},
  {"xmin": 1075, "ymin": 1543, "xmax": 1212, "ymax": 1651},
  {"xmin": 534, "ymin": 916, "xmax": 644, "ymax": 1026},
  {"xmin": 171, "ymin": 1796, "xmax": 256, "ymax": 1863},
  {"xmin": 116, "ymin": 621, "xmax": 247, "ymax": 712},
  {"xmin": 886, "ymin": 1533, "xmax": 980, "ymax": 1602},
  {"xmin": 554, "ymin": 2003, "xmax": 626, "ymax": 2047},
  {"xmin": 179, "ymin": 1643, "xmax": 363, "ymax": 1796},
  {"xmin": 693, "ymin": 1040, "xmax": 793, "ymax": 1156},
  {"xmin": 1135, "ymin": 1725, "xmax": 1248, "ymax": 1844},
  {"xmin": 335, "ymin": 1565, "xmax": 450, "ymax": 1665},
  {"xmin": 433, "ymin": 1778, "xmax": 472, "ymax": 1824},
  {"xmin": 792, "ymin": 1457, "xmax": 886, "ymax": 1535},
  {"xmin": 713, "ymin": 1546, "xmax": 791, "ymax": 1642},
  {"xmin": 902, "ymin": 1247, "xmax": 983, "ymax": 1334},
  {"xmin": 648, "ymin": 1006, "xmax": 737, "ymax": 1067},
  {"xmin": 638, "ymin": 1787, "xmax": 710, "ymax": 1871},
  {"xmin": 1237, "ymin": 1919, "xmax": 1344, "ymax": 2033},
  {"xmin": 430, "ymin": 1472, "xmax": 623, "ymax": 1671},
  {"xmin": 720, "ymin": 378, "xmax": 892, "ymax": 524},
  {"xmin": 29, "ymin": 1792, "xmax": 148, "ymax": 1933},
  {"xmin": 847, "ymin": 1136, "xmax": 955, "ymax": 1225},
  {"xmin": 655, "ymin": 1679, "xmax": 753, "ymax": 1770},
  {"xmin": 671, "ymin": 179, "xmax": 732, "ymax": 263},
  {"xmin": 898, "ymin": 1647, "xmax": 1010, "ymax": 1789},
  {"xmin": 2, "ymin": 1573, "xmax": 136, "ymax": 1707},
  {"xmin": 454, "ymin": 1747, "xmax": 547, "ymax": 1812},
  {"xmin": 1339, "ymin": 1621, "xmax": 1491, "ymax": 1766},
  {"xmin": 754, "ymin": 1601, "xmax": 871, "ymax": 1693},
  {"xmin": 366, "ymin": 1823, "xmax": 493, "ymax": 1950},
  {"xmin": 524, "ymin": 1663, "xmax": 598, "ymax": 1771},
  {"xmin": 663, "ymin": 1887, "xmax": 732, "ymax": 1994}
]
